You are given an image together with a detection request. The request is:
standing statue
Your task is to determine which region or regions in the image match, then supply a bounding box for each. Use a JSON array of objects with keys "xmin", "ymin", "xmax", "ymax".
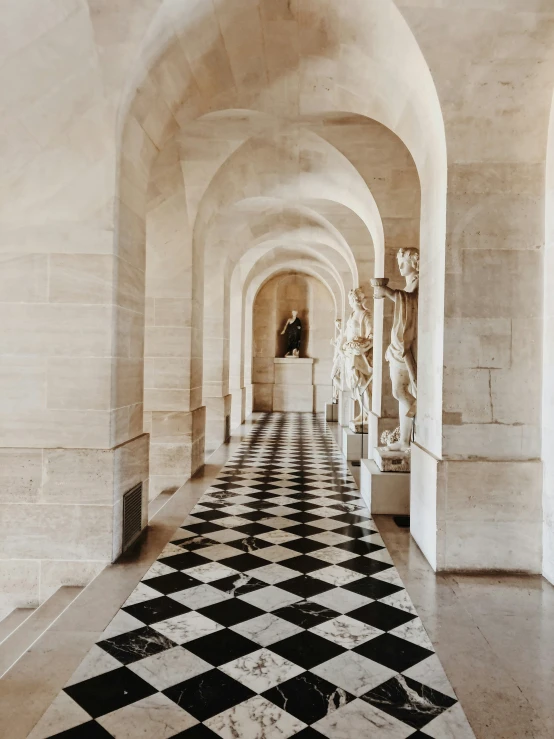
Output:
[
  {"xmin": 280, "ymin": 310, "xmax": 302, "ymax": 357},
  {"xmin": 373, "ymin": 248, "xmax": 419, "ymax": 452},
  {"xmin": 330, "ymin": 318, "xmax": 343, "ymax": 403},
  {"xmin": 343, "ymin": 288, "xmax": 373, "ymax": 429}
]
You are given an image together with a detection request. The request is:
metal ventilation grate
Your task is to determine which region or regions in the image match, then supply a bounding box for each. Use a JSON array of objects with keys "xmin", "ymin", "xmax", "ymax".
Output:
[{"xmin": 122, "ymin": 482, "xmax": 143, "ymax": 552}]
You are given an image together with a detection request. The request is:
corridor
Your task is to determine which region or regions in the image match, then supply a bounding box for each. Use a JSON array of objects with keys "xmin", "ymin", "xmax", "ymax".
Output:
[{"xmin": 29, "ymin": 414, "xmax": 473, "ymax": 739}]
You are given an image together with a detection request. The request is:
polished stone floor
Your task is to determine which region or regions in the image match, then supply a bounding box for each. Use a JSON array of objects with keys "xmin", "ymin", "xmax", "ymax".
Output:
[{"xmin": 28, "ymin": 413, "xmax": 473, "ymax": 739}]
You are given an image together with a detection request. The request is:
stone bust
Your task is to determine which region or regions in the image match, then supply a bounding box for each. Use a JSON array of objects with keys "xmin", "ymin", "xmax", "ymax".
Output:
[
  {"xmin": 280, "ymin": 310, "xmax": 302, "ymax": 357},
  {"xmin": 374, "ymin": 248, "xmax": 419, "ymax": 452}
]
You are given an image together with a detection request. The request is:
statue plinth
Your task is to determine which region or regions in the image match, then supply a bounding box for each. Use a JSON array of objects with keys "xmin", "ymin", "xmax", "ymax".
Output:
[
  {"xmin": 349, "ymin": 420, "xmax": 368, "ymax": 434},
  {"xmin": 374, "ymin": 446, "xmax": 410, "ymax": 473}
]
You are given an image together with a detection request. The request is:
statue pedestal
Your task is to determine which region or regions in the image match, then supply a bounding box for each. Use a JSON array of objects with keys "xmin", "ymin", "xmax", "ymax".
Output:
[
  {"xmin": 341, "ymin": 427, "xmax": 369, "ymax": 460},
  {"xmin": 374, "ymin": 446, "xmax": 411, "ymax": 473},
  {"xmin": 349, "ymin": 420, "xmax": 368, "ymax": 434},
  {"xmin": 325, "ymin": 403, "xmax": 339, "ymax": 422},
  {"xmin": 273, "ymin": 358, "xmax": 314, "ymax": 412},
  {"xmin": 360, "ymin": 459, "xmax": 410, "ymax": 514}
]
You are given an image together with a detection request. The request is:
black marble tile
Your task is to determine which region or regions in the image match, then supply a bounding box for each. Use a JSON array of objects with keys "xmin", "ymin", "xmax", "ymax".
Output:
[
  {"xmin": 281, "ymin": 555, "xmax": 328, "ymax": 575},
  {"xmin": 291, "ymin": 729, "xmax": 329, "ymax": 739},
  {"xmin": 274, "ymin": 600, "xmax": 340, "ymax": 628},
  {"xmin": 277, "ymin": 575, "xmax": 335, "ymax": 598},
  {"xmin": 339, "ymin": 557, "xmax": 393, "ymax": 577},
  {"xmin": 158, "ymin": 551, "xmax": 211, "ymax": 571},
  {"xmin": 263, "ymin": 672, "xmax": 354, "ymax": 724},
  {"xmin": 145, "ymin": 571, "xmax": 201, "ymax": 595},
  {"xmin": 285, "ymin": 511, "xmax": 321, "ymax": 524},
  {"xmin": 353, "ymin": 633, "xmax": 434, "ymax": 672},
  {"xmin": 171, "ymin": 725, "xmax": 221, "ymax": 739},
  {"xmin": 64, "ymin": 667, "xmax": 156, "ymax": 718},
  {"xmin": 47, "ymin": 722, "xmax": 114, "ymax": 739},
  {"xmin": 348, "ymin": 601, "xmax": 417, "ymax": 631},
  {"xmin": 233, "ymin": 522, "xmax": 274, "ymax": 536},
  {"xmin": 198, "ymin": 598, "xmax": 265, "ymax": 627},
  {"xmin": 269, "ymin": 631, "xmax": 345, "ymax": 669},
  {"xmin": 334, "ymin": 539, "xmax": 384, "ymax": 555},
  {"xmin": 361, "ymin": 675, "xmax": 457, "ymax": 729},
  {"xmin": 210, "ymin": 573, "xmax": 268, "ymax": 597},
  {"xmin": 98, "ymin": 626, "xmax": 177, "ymax": 665},
  {"xmin": 185, "ymin": 522, "xmax": 226, "ymax": 536},
  {"xmin": 164, "ymin": 669, "xmax": 255, "ymax": 721},
  {"xmin": 342, "ymin": 576, "xmax": 404, "ymax": 601},
  {"xmin": 280, "ymin": 538, "xmax": 327, "ymax": 555},
  {"xmin": 192, "ymin": 510, "xmax": 230, "ymax": 521},
  {"xmin": 185, "ymin": 629, "xmax": 260, "ymax": 666},
  {"xmin": 222, "ymin": 553, "xmax": 268, "ymax": 572},
  {"xmin": 173, "ymin": 536, "xmax": 221, "ymax": 551},
  {"xmin": 123, "ymin": 595, "xmax": 190, "ymax": 625}
]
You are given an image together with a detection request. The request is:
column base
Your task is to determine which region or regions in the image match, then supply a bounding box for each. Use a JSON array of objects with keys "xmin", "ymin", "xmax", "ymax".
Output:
[
  {"xmin": 341, "ymin": 427, "xmax": 369, "ymax": 460},
  {"xmin": 325, "ymin": 403, "xmax": 339, "ymax": 422},
  {"xmin": 205, "ymin": 396, "xmax": 231, "ymax": 449},
  {"xmin": 0, "ymin": 433, "xmax": 150, "ymax": 611},
  {"xmin": 360, "ymin": 459, "xmax": 409, "ymax": 514},
  {"xmin": 149, "ymin": 408, "xmax": 205, "ymax": 499},
  {"xmin": 411, "ymin": 444, "xmax": 543, "ymax": 573}
]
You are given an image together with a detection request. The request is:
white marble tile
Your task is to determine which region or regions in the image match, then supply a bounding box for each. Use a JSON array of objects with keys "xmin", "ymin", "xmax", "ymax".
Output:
[
  {"xmin": 205, "ymin": 528, "xmax": 247, "ymax": 543},
  {"xmin": 183, "ymin": 562, "xmax": 237, "ymax": 583},
  {"xmin": 310, "ymin": 507, "xmax": 346, "ymax": 518},
  {"xmin": 66, "ymin": 645, "xmax": 121, "ymax": 687},
  {"xmin": 239, "ymin": 585, "xmax": 301, "ymax": 611},
  {"xmin": 205, "ymin": 695, "xmax": 306, "ymax": 739},
  {"xmin": 309, "ymin": 547, "xmax": 359, "ymax": 565},
  {"xmin": 389, "ymin": 617, "xmax": 434, "ymax": 650},
  {"xmin": 359, "ymin": 533, "xmax": 386, "ymax": 547},
  {"xmin": 366, "ymin": 549, "xmax": 394, "ymax": 565},
  {"xmin": 371, "ymin": 568, "xmax": 405, "ymax": 588},
  {"xmin": 101, "ymin": 610, "xmax": 144, "ymax": 639},
  {"xmin": 98, "ymin": 692, "xmax": 198, "ymax": 738},
  {"xmin": 311, "ymin": 651, "xmax": 397, "ymax": 697},
  {"xmin": 217, "ymin": 504, "xmax": 256, "ymax": 516},
  {"xmin": 230, "ymin": 613, "xmax": 303, "ymax": 647},
  {"xmin": 27, "ymin": 692, "xmax": 90, "ymax": 739},
  {"xmin": 379, "ymin": 590, "xmax": 417, "ymax": 614},
  {"xmin": 255, "ymin": 529, "xmax": 300, "ymax": 545},
  {"xmin": 308, "ymin": 587, "xmax": 373, "ymax": 614},
  {"xmin": 143, "ymin": 562, "xmax": 176, "ymax": 580},
  {"xmin": 195, "ymin": 544, "xmax": 239, "ymax": 560},
  {"xmin": 308, "ymin": 531, "xmax": 352, "ymax": 546},
  {"xmin": 169, "ymin": 528, "xmax": 196, "ymax": 542},
  {"xmin": 403, "ymin": 655, "xmax": 457, "ymax": 700},
  {"xmin": 220, "ymin": 648, "xmax": 304, "ymax": 692},
  {"xmin": 159, "ymin": 542, "xmax": 184, "ymax": 557},
  {"xmin": 267, "ymin": 495, "xmax": 298, "ymax": 505},
  {"xmin": 311, "ymin": 565, "xmax": 365, "ymax": 587},
  {"xmin": 309, "ymin": 518, "xmax": 347, "ymax": 531},
  {"xmin": 152, "ymin": 611, "xmax": 224, "ymax": 644},
  {"xmin": 313, "ymin": 698, "xmax": 413, "ymax": 739},
  {"xmin": 214, "ymin": 516, "xmax": 252, "ymax": 528},
  {"xmin": 253, "ymin": 545, "xmax": 301, "ymax": 562},
  {"xmin": 258, "ymin": 516, "xmax": 297, "ymax": 530},
  {"xmin": 424, "ymin": 702, "xmax": 476, "ymax": 738},
  {"xmin": 168, "ymin": 584, "xmax": 232, "ymax": 610},
  {"xmin": 310, "ymin": 615, "xmax": 382, "ymax": 649},
  {"xmin": 262, "ymin": 506, "xmax": 299, "ymax": 516},
  {"xmin": 248, "ymin": 563, "xmax": 299, "ymax": 584},
  {"xmin": 128, "ymin": 646, "xmax": 212, "ymax": 691},
  {"xmin": 123, "ymin": 582, "xmax": 162, "ymax": 607}
]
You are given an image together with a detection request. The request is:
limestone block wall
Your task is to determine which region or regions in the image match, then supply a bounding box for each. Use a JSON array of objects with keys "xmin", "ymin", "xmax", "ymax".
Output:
[{"xmin": 252, "ymin": 272, "xmax": 334, "ymax": 412}]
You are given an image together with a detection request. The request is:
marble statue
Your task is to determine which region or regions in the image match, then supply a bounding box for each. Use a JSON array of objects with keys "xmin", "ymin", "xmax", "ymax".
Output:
[
  {"xmin": 373, "ymin": 248, "xmax": 419, "ymax": 452},
  {"xmin": 280, "ymin": 310, "xmax": 302, "ymax": 357},
  {"xmin": 343, "ymin": 288, "xmax": 373, "ymax": 429},
  {"xmin": 330, "ymin": 318, "xmax": 343, "ymax": 403}
]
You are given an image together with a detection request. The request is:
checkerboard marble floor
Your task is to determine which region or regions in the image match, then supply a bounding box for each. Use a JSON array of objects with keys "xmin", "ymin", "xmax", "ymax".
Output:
[{"xmin": 29, "ymin": 413, "xmax": 475, "ymax": 739}]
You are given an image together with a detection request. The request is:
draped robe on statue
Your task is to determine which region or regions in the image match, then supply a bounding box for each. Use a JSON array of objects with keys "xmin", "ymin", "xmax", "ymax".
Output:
[
  {"xmin": 386, "ymin": 283, "xmax": 418, "ymax": 398},
  {"xmin": 343, "ymin": 310, "xmax": 373, "ymax": 400}
]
